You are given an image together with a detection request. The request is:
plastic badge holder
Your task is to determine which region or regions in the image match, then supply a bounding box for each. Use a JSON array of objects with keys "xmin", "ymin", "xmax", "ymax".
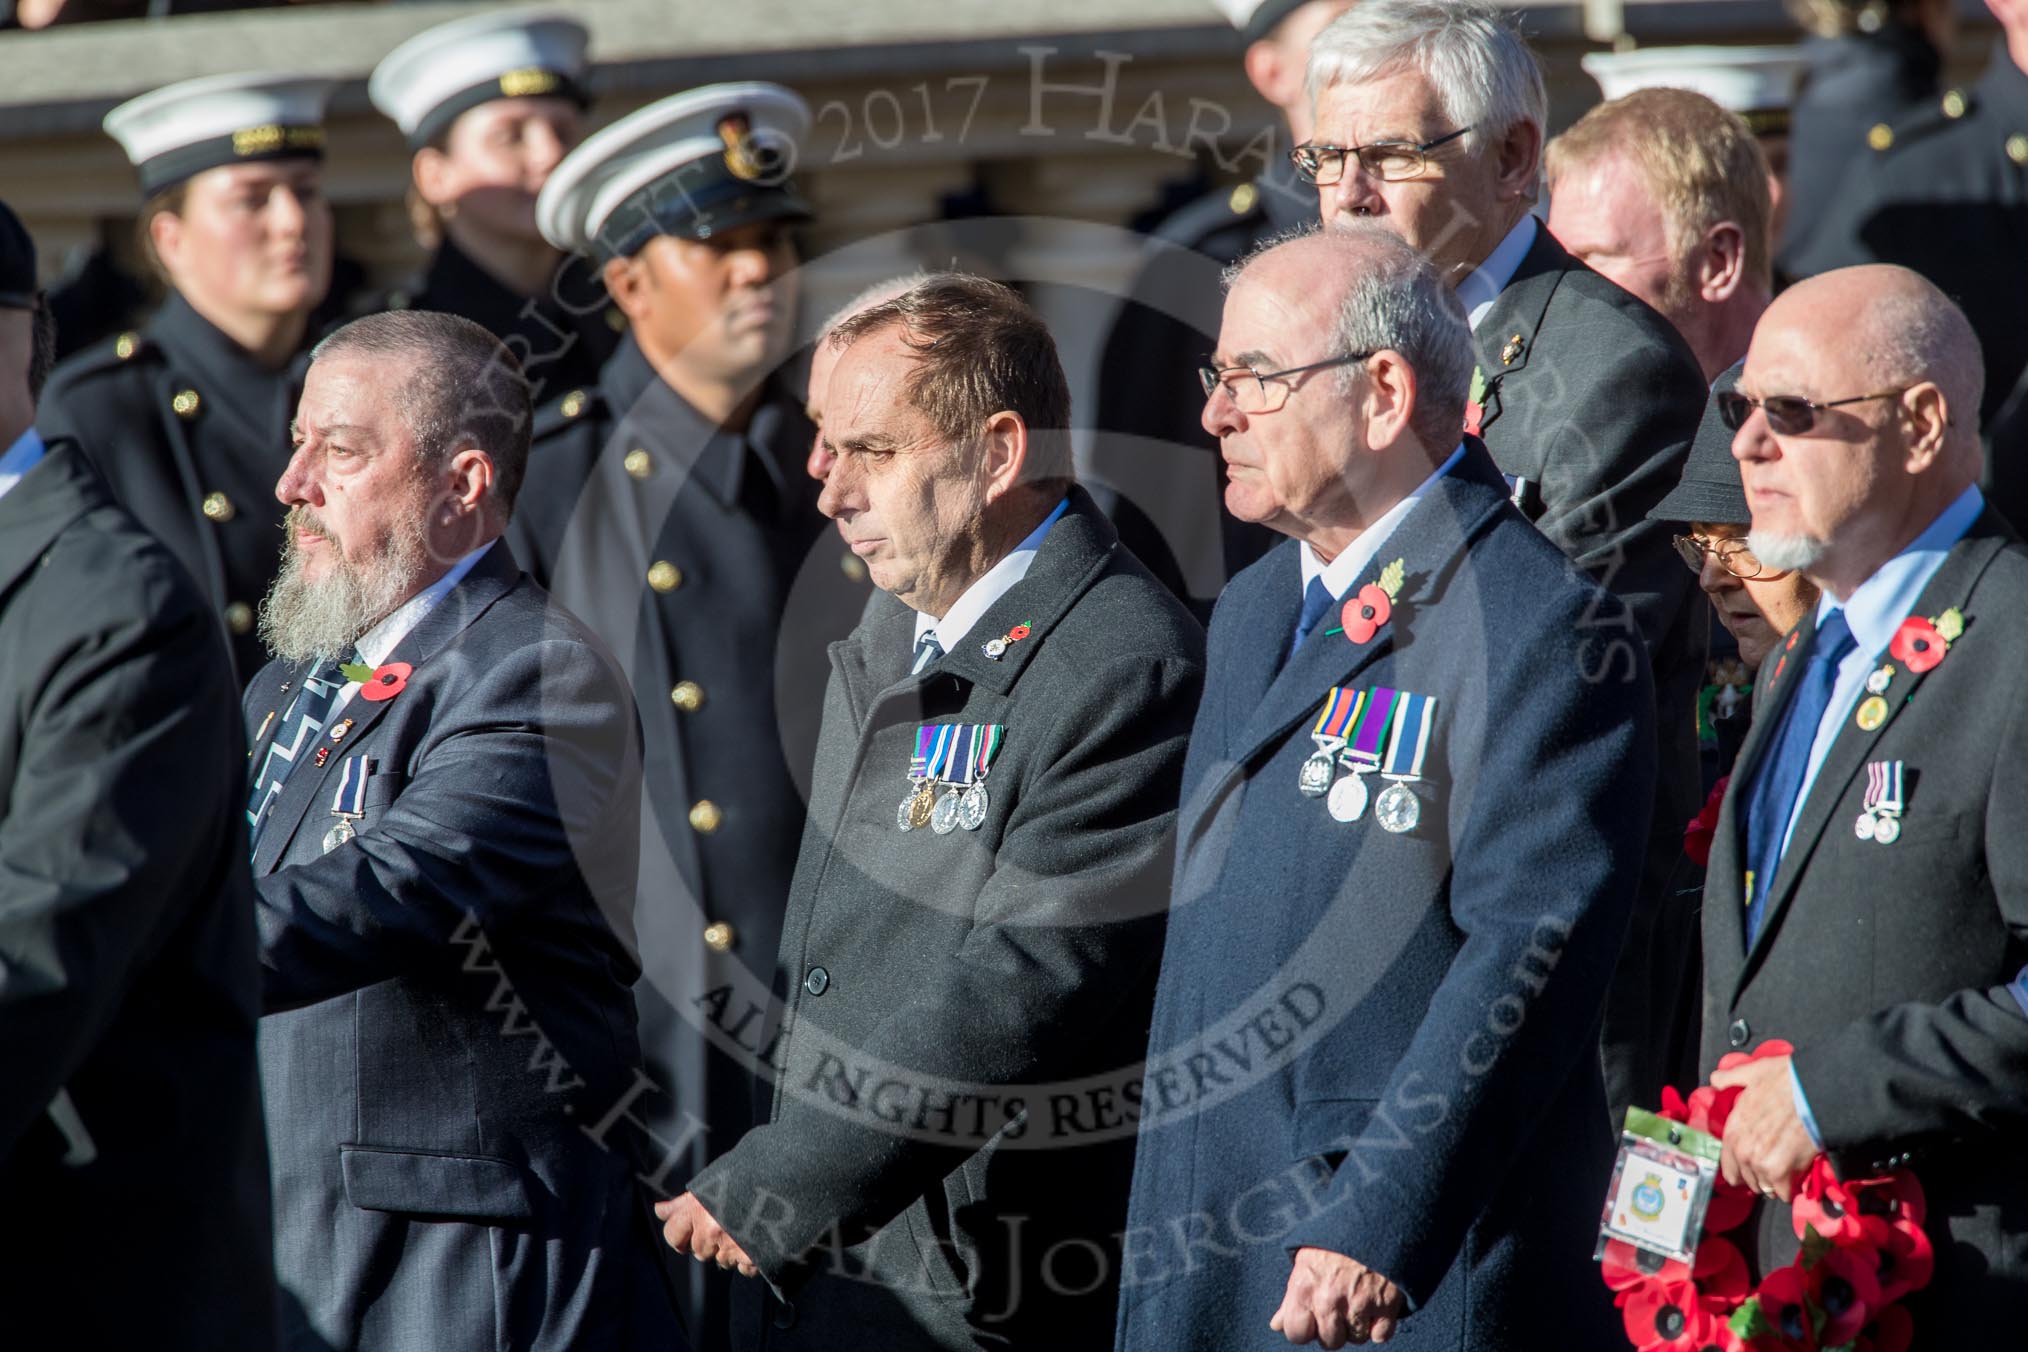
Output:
[{"xmin": 1594, "ymin": 1106, "xmax": 1720, "ymax": 1265}]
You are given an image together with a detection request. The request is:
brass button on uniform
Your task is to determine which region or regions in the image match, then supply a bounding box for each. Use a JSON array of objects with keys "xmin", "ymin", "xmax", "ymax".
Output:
[
  {"xmin": 114, "ymin": 331, "xmax": 139, "ymax": 361},
  {"xmin": 172, "ymin": 389, "xmax": 202, "ymax": 419},
  {"xmin": 688, "ymin": 799, "xmax": 722, "ymax": 834},
  {"xmin": 703, "ymin": 921, "xmax": 736, "ymax": 953},
  {"xmin": 2009, "ymin": 134, "xmax": 2028, "ymax": 166},
  {"xmin": 669, "ymin": 680, "xmax": 705, "ymax": 712},
  {"xmin": 624, "ymin": 448, "xmax": 653, "ymax": 479},
  {"xmin": 647, "ymin": 560, "xmax": 683, "ymax": 593},
  {"xmin": 1867, "ymin": 122, "xmax": 1894, "ymax": 152},
  {"xmin": 223, "ymin": 601, "xmax": 254, "ymax": 634},
  {"xmin": 1942, "ymin": 89, "xmax": 1967, "ymax": 119},
  {"xmin": 559, "ymin": 389, "xmax": 587, "ymax": 418},
  {"xmin": 840, "ymin": 552, "xmax": 867, "ymax": 582},
  {"xmin": 201, "ymin": 490, "xmax": 236, "ymax": 523},
  {"xmin": 1227, "ymin": 182, "xmax": 1257, "ymax": 215}
]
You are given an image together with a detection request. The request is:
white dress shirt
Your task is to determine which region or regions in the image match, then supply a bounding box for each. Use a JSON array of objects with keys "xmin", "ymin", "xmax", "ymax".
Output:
[
  {"xmin": 1455, "ymin": 214, "xmax": 1538, "ymax": 331},
  {"xmin": 913, "ymin": 497, "xmax": 1069, "ymax": 656},
  {"xmin": 330, "ymin": 539, "xmax": 496, "ymax": 718},
  {"xmin": 0, "ymin": 426, "xmax": 46, "ymax": 503},
  {"xmin": 1298, "ymin": 443, "xmax": 1467, "ymax": 604}
]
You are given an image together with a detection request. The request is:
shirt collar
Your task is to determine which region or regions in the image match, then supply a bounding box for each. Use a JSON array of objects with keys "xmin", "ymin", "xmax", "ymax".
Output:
[
  {"xmin": 1300, "ymin": 443, "xmax": 1466, "ymax": 600},
  {"xmin": 1457, "ymin": 214, "xmax": 1538, "ymax": 330},
  {"xmin": 354, "ymin": 539, "xmax": 497, "ymax": 669},
  {"xmin": 1815, "ymin": 483, "xmax": 1984, "ymax": 658},
  {"xmin": 914, "ymin": 496, "xmax": 1070, "ymax": 653},
  {"xmin": 0, "ymin": 426, "xmax": 46, "ymax": 504}
]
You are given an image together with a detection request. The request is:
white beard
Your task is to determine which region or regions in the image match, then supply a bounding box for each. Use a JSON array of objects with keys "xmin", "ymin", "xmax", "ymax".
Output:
[
  {"xmin": 1746, "ymin": 529, "xmax": 1827, "ymax": 576},
  {"xmin": 258, "ymin": 508, "xmax": 430, "ymax": 664}
]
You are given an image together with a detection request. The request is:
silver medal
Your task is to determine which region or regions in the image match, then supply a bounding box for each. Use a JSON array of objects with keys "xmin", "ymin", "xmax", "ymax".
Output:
[
  {"xmin": 931, "ymin": 789, "xmax": 962, "ymax": 835},
  {"xmin": 1865, "ymin": 665, "xmax": 1893, "ymax": 695},
  {"xmin": 958, "ymin": 781, "xmax": 989, "ymax": 831},
  {"xmin": 1299, "ymin": 751, "xmax": 1337, "ymax": 798},
  {"xmin": 1872, "ymin": 813, "xmax": 1901, "ymax": 844},
  {"xmin": 1375, "ymin": 781, "xmax": 1421, "ymax": 834},
  {"xmin": 1854, "ymin": 810, "xmax": 1877, "ymax": 841},
  {"xmin": 322, "ymin": 818, "xmax": 356, "ymax": 853},
  {"xmin": 897, "ymin": 795, "xmax": 917, "ymax": 831},
  {"xmin": 1327, "ymin": 772, "xmax": 1369, "ymax": 822}
]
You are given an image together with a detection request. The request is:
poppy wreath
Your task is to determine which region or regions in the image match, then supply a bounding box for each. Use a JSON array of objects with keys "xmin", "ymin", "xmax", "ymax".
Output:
[{"xmin": 1603, "ymin": 1040, "xmax": 1932, "ymax": 1352}]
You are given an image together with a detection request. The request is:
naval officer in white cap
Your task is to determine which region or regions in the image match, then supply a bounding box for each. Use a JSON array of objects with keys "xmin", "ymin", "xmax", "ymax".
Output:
[
  {"xmin": 505, "ymin": 80, "xmax": 868, "ymax": 1352},
  {"xmin": 37, "ymin": 72, "xmax": 334, "ymax": 686},
  {"xmin": 367, "ymin": 9, "xmax": 618, "ymax": 402}
]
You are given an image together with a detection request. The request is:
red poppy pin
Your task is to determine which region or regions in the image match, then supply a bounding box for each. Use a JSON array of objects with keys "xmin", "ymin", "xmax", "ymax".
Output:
[
  {"xmin": 1888, "ymin": 607, "xmax": 1962, "ymax": 674},
  {"xmin": 341, "ymin": 660, "xmax": 412, "ymax": 702},
  {"xmin": 1339, "ymin": 558, "xmax": 1405, "ymax": 646},
  {"xmin": 1682, "ymin": 774, "xmax": 1730, "ymax": 867}
]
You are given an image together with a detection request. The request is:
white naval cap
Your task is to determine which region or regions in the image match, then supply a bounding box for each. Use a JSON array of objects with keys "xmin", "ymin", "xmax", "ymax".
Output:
[
  {"xmin": 1211, "ymin": 0, "xmax": 1316, "ymax": 44},
  {"xmin": 369, "ymin": 11, "xmax": 591, "ymax": 151},
  {"xmin": 1581, "ymin": 46, "xmax": 1808, "ymax": 136},
  {"xmin": 104, "ymin": 72, "xmax": 335, "ymax": 199},
  {"xmin": 536, "ymin": 81, "xmax": 813, "ymax": 260}
]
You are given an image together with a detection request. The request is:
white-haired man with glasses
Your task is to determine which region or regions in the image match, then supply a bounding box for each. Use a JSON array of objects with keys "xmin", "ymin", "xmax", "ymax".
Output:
[{"xmin": 1299, "ymin": 0, "xmax": 1713, "ymax": 1124}]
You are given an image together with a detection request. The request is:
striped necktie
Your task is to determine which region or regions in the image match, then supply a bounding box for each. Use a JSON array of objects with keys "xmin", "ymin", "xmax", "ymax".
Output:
[
  {"xmin": 246, "ymin": 657, "xmax": 348, "ymax": 850},
  {"xmin": 911, "ymin": 631, "xmax": 944, "ymax": 676}
]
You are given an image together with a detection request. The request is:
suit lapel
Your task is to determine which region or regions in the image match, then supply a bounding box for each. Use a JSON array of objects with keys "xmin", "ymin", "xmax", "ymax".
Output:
[
  {"xmin": 1735, "ymin": 521, "xmax": 2011, "ymax": 985},
  {"xmin": 1209, "ymin": 448, "xmax": 1510, "ymax": 801},
  {"xmin": 1471, "ymin": 225, "xmax": 1569, "ymax": 440},
  {"xmin": 252, "ymin": 544, "xmax": 521, "ymax": 874},
  {"xmin": 0, "ymin": 445, "xmax": 94, "ymax": 599}
]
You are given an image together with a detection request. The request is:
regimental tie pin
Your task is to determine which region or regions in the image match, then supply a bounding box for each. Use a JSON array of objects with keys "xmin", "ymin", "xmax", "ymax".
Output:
[
  {"xmin": 1499, "ymin": 333, "xmax": 1525, "ymax": 366},
  {"xmin": 981, "ymin": 623, "xmax": 1032, "ymax": 661},
  {"xmin": 329, "ymin": 718, "xmax": 354, "ymax": 743}
]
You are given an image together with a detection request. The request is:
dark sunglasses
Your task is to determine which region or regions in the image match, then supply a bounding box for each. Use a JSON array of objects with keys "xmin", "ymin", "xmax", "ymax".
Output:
[{"xmin": 1717, "ymin": 388, "xmax": 1910, "ymax": 436}]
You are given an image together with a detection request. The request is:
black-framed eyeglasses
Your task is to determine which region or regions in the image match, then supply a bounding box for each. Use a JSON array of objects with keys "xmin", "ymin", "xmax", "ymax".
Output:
[
  {"xmin": 1197, "ymin": 352, "xmax": 1373, "ymax": 414},
  {"xmin": 1717, "ymin": 388, "xmax": 1911, "ymax": 437},
  {"xmin": 1289, "ymin": 127, "xmax": 1474, "ymax": 186},
  {"xmin": 1672, "ymin": 533, "xmax": 1786, "ymax": 581}
]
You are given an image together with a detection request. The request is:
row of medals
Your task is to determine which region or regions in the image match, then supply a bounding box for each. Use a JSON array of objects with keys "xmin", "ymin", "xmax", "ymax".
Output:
[
  {"xmin": 1299, "ymin": 748, "xmax": 1420, "ymax": 833},
  {"xmin": 1853, "ymin": 663, "xmax": 1900, "ymax": 844},
  {"xmin": 898, "ymin": 776, "xmax": 990, "ymax": 835}
]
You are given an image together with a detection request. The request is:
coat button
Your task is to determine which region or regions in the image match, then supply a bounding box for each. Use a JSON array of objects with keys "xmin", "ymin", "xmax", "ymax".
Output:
[
  {"xmin": 688, "ymin": 800, "xmax": 721, "ymax": 834},
  {"xmin": 114, "ymin": 330, "xmax": 139, "ymax": 360},
  {"xmin": 703, "ymin": 921, "xmax": 736, "ymax": 953},
  {"xmin": 840, "ymin": 552, "xmax": 867, "ymax": 582},
  {"xmin": 647, "ymin": 560, "xmax": 683, "ymax": 592},
  {"xmin": 624, "ymin": 448, "xmax": 653, "ymax": 479},
  {"xmin": 559, "ymin": 389, "xmax": 587, "ymax": 418},
  {"xmin": 1727, "ymin": 1018, "xmax": 1751, "ymax": 1049},
  {"xmin": 223, "ymin": 601, "xmax": 254, "ymax": 634},
  {"xmin": 201, "ymin": 490, "xmax": 236, "ymax": 523},
  {"xmin": 803, "ymin": 966, "xmax": 829, "ymax": 996},
  {"xmin": 669, "ymin": 680, "xmax": 704, "ymax": 712},
  {"xmin": 172, "ymin": 388, "xmax": 202, "ymax": 419},
  {"xmin": 2009, "ymin": 134, "xmax": 2028, "ymax": 166},
  {"xmin": 771, "ymin": 1298, "xmax": 797, "ymax": 1330}
]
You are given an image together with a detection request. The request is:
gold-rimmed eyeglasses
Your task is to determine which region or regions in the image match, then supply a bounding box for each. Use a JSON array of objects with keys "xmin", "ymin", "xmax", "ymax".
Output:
[
  {"xmin": 1672, "ymin": 533, "xmax": 1787, "ymax": 580},
  {"xmin": 1289, "ymin": 127, "xmax": 1474, "ymax": 186},
  {"xmin": 1198, "ymin": 352, "xmax": 1373, "ymax": 415}
]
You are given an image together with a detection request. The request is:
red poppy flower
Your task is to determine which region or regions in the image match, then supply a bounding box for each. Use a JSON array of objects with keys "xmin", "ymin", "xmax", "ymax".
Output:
[
  {"xmin": 1715, "ymin": 1040, "xmax": 1794, "ymax": 1074},
  {"xmin": 1007, "ymin": 624, "xmax": 1031, "ymax": 641},
  {"xmin": 1692, "ymin": 1236, "xmax": 1752, "ymax": 1310},
  {"xmin": 1793, "ymin": 1158, "xmax": 1888, "ymax": 1247},
  {"xmin": 358, "ymin": 661, "xmax": 412, "ymax": 703},
  {"xmin": 1684, "ymin": 775, "xmax": 1731, "ymax": 866},
  {"xmin": 1752, "ymin": 1267, "xmax": 1821, "ymax": 1349},
  {"xmin": 1604, "ymin": 1237, "xmax": 1691, "ymax": 1296},
  {"xmin": 1819, "ymin": 1244, "xmax": 1886, "ymax": 1346},
  {"xmin": 1887, "ymin": 616, "xmax": 1946, "ymax": 673},
  {"xmin": 1857, "ymin": 1304, "xmax": 1912, "ymax": 1352},
  {"xmin": 1342, "ymin": 584, "xmax": 1392, "ymax": 644},
  {"xmin": 1851, "ymin": 1169, "xmax": 1927, "ymax": 1232},
  {"xmin": 1622, "ymin": 1278, "xmax": 1710, "ymax": 1352},
  {"xmin": 1465, "ymin": 400, "xmax": 1485, "ymax": 437},
  {"xmin": 1870, "ymin": 1208, "xmax": 1934, "ymax": 1304}
]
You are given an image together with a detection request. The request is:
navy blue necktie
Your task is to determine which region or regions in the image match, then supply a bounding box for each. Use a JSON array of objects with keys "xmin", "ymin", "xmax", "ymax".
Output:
[
  {"xmin": 1741, "ymin": 611, "xmax": 1857, "ymax": 944},
  {"xmin": 246, "ymin": 657, "xmax": 348, "ymax": 850},
  {"xmin": 910, "ymin": 631, "xmax": 944, "ymax": 676},
  {"xmin": 1287, "ymin": 576, "xmax": 1336, "ymax": 663}
]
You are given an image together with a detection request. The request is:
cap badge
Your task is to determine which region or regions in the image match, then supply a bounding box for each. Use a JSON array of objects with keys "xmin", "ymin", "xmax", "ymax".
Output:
[{"xmin": 498, "ymin": 68, "xmax": 561, "ymax": 99}]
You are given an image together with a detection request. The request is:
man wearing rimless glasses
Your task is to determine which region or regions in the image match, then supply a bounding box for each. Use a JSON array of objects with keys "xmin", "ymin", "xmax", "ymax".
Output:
[{"xmin": 1299, "ymin": 0, "xmax": 1710, "ymax": 1127}]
